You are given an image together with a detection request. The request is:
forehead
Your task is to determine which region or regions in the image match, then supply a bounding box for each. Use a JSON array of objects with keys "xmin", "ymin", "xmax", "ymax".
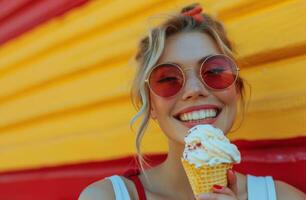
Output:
[{"xmin": 158, "ymin": 31, "xmax": 221, "ymax": 64}]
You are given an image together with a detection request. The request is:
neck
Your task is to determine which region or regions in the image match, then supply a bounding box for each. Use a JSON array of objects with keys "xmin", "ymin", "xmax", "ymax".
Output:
[
  {"xmin": 162, "ymin": 140, "xmax": 188, "ymax": 183},
  {"xmin": 141, "ymin": 140, "xmax": 194, "ymax": 199}
]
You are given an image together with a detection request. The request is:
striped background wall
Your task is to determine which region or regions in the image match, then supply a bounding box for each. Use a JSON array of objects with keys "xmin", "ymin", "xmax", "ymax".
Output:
[{"xmin": 0, "ymin": 0, "xmax": 305, "ymax": 179}]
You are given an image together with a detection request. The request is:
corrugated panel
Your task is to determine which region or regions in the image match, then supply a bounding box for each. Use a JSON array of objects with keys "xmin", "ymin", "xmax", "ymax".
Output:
[
  {"xmin": 0, "ymin": 0, "xmax": 34, "ymax": 20},
  {"xmin": 0, "ymin": 0, "xmax": 89, "ymax": 45},
  {"xmin": 0, "ymin": 0, "xmax": 305, "ymax": 172},
  {"xmin": 1, "ymin": 138, "xmax": 306, "ymax": 199}
]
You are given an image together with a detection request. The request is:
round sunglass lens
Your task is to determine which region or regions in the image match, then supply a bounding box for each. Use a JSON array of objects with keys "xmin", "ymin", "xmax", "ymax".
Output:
[
  {"xmin": 149, "ymin": 64, "xmax": 184, "ymax": 97},
  {"xmin": 201, "ymin": 55, "xmax": 237, "ymax": 89}
]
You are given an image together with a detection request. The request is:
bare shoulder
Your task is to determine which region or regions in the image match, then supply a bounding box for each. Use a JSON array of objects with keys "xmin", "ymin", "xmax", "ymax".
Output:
[
  {"xmin": 275, "ymin": 180, "xmax": 306, "ymax": 200},
  {"xmin": 78, "ymin": 178, "xmax": 115, "ymax": 200}
]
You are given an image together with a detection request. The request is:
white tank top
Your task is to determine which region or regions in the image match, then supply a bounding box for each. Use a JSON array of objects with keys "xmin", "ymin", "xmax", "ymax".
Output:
[{"xmin": 107, "ymin": 174, "xmax": 277, "ymax": 200}]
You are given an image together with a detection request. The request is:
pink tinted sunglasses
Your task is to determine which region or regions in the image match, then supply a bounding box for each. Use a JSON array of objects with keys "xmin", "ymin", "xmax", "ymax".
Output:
[{"xmin": 145, "ymin": 54, "xmax": 239, "ymax": 98}]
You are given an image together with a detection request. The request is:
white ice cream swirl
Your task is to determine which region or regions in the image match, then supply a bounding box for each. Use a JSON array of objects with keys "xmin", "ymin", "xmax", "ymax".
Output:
[{"xmin": 182, "ymin": 124, "xmax": 241, "ymax": 167}]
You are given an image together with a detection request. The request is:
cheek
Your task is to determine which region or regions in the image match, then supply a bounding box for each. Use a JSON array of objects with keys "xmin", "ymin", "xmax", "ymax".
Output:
[
  {"xmin": 217, "ymin": 87, "xmax": 239, "ymax": 105},
  {"xmin": 150, "ymin": 93, "xmax": 175, "ymax": 119},
  {"xmin": 217, "ymin": 87, "xmax": 239, "ymax": 120},
  {"xmin": 223, "ymin": 88, "xmax": 239, "ymax": 116},
  {"xmin": 215, "ymin": 88, "xmax": 239, "ymax": 133}
]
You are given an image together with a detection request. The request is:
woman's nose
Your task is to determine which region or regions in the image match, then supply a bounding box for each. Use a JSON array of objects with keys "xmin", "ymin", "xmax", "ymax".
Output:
[{"xmin": 181, "ymin": 72, "xmax": 210, "ymax": 100}]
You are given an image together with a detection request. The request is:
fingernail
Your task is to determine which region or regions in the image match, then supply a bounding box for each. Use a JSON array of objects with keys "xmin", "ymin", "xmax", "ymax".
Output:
[
  {"xmin": 213, "ymin": 184, "xmax": 223, "ymax": 189},
  {"xmin": 228, "ymin": 169, "xmax": 235, "ymax": 176}
]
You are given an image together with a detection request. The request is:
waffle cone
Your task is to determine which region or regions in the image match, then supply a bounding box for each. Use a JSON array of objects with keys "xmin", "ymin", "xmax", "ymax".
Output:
[{"xmin": 181, "ymin": 159, "xmax": 232, "ymax": 195}]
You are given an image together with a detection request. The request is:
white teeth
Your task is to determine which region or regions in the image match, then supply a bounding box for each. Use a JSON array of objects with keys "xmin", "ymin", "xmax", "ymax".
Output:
[
  {"xmin": 179, "ymin": 109, "xmax": 217, "ymax": 121},
  {"xmin": 187, "ymin": 113, "xmax": 192, "ymax": 120},
  {"xmin": 200, "ymin": 110, "xmax": 206, "ymax": 119},
  {"xmin": 192, "ymin": 112, "xmax": 198, "ymax": 120}
]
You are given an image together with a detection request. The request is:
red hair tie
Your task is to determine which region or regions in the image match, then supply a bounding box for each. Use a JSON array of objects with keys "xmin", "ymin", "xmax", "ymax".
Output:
[{"xmin": 182, "ymin": 5, "xmax": 204, "ymax": 22}]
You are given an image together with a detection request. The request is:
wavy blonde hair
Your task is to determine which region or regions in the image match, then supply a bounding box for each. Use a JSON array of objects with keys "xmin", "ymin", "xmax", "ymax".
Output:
[{"xmin": 130, "ymin": 4, "xmax": 246, "ymax": 171}]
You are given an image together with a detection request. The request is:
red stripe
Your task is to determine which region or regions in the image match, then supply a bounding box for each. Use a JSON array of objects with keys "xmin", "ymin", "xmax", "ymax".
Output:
[
  {"xmin": 233, "ymin": 136, "xmax": 306, "ymax": 149},
  {"xmin": 0, "ymin": 0, "xmax": 35, "ymax": 21},
  {"xmin": 0, "ymin": 0, "xmax": 89, "ymax": 45},
  {"xmin": 0, "ymin": 137, "xmax": 305, "ymax": 199}
]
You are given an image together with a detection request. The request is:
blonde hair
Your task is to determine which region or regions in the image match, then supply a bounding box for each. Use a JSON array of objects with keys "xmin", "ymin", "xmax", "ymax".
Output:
[{"xmin": 130, "ymin": 4, "xmax": 246, "ymax": 171}]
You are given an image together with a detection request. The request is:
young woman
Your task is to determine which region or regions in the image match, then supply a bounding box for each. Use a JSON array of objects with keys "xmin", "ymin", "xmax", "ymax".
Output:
[{"xmin": 79, "ymin": 4, "xmax": 306, "ymax": 200}]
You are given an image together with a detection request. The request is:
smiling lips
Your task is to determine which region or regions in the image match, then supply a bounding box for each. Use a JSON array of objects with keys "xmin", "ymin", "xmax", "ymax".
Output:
[
  {"xmin": 179, "ymin": 109, "xmax": 217, "ymax": 121},
  {"xmin": 174, "ymin": 105, "xmax": 220, "ymax": 128}
]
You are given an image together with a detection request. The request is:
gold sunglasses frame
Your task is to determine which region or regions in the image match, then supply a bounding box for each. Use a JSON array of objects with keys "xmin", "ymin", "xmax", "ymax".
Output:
[{"xmin": 145, "ymin": 54, "xmax": 240, "ymax": 98}]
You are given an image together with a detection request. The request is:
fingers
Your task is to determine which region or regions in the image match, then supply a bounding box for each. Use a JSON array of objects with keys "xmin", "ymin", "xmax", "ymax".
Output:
[
  {"xmin": 227, "ymin": 169, "xmax": 238, "ymax": 195},
  {"xmin": 196, "ymin": 193, "xmax": 217, "ymax": 200},
  {"xmin": 196, "ymin": 170, "xmax": 239, "ymax": 200},
  {"xmin": 196, "ymin": 186, "xmax": 235, "ymax": 199},
  {"xmin": 212, "ymin": 185, "xmax": 235, "ymax": 196},
  {"xmin": 196, "ymin": 185, "xmax": 235, "ymax": 200}
]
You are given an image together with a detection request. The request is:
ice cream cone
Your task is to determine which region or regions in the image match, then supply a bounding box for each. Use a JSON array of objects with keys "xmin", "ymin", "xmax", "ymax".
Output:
[{"xmin": 181, "ymin": 159, "xmax": 232, "ymax": 195}]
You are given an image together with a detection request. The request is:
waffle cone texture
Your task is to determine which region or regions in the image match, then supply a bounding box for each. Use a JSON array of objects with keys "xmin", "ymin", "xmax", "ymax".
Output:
[{"xmin": 181, "ymin": 159, "xmax": 232, "ymax": 195}]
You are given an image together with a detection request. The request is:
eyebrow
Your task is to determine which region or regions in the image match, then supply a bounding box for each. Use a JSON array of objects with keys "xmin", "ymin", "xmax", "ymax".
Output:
[
  {"xmin": 160, "ymin": 54, "xmax": 214, "ymax": 67},
  {"xmin": 197, "ymin": 55, "xmax": 213, "ymax": 65}
]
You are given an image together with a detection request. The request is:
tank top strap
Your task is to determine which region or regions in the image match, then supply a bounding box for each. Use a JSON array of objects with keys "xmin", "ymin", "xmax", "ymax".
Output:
[
  {"xmin": 124, "ymin": 169, "xmax": 147, "ymax": 200},
  {"xmin": 247, "ymin": 175, "xmax": 277, "ymax": 200},
  {"xmin": 265, "ymin": 176, "xmax": 277, "ymax": 200},
  {"xmin": 106, "ymin": 175, "xmax": 131, "ymax": 200}
]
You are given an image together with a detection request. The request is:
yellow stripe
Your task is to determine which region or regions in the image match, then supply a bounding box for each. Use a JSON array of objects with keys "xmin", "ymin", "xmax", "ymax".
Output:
[
  {"xmin": 231, "ymin": 54, "xmax": 306, "ymax": 140},
  {"xmin": 0, "ymin": 0, "xmax": 305, "ymax": 171}
]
